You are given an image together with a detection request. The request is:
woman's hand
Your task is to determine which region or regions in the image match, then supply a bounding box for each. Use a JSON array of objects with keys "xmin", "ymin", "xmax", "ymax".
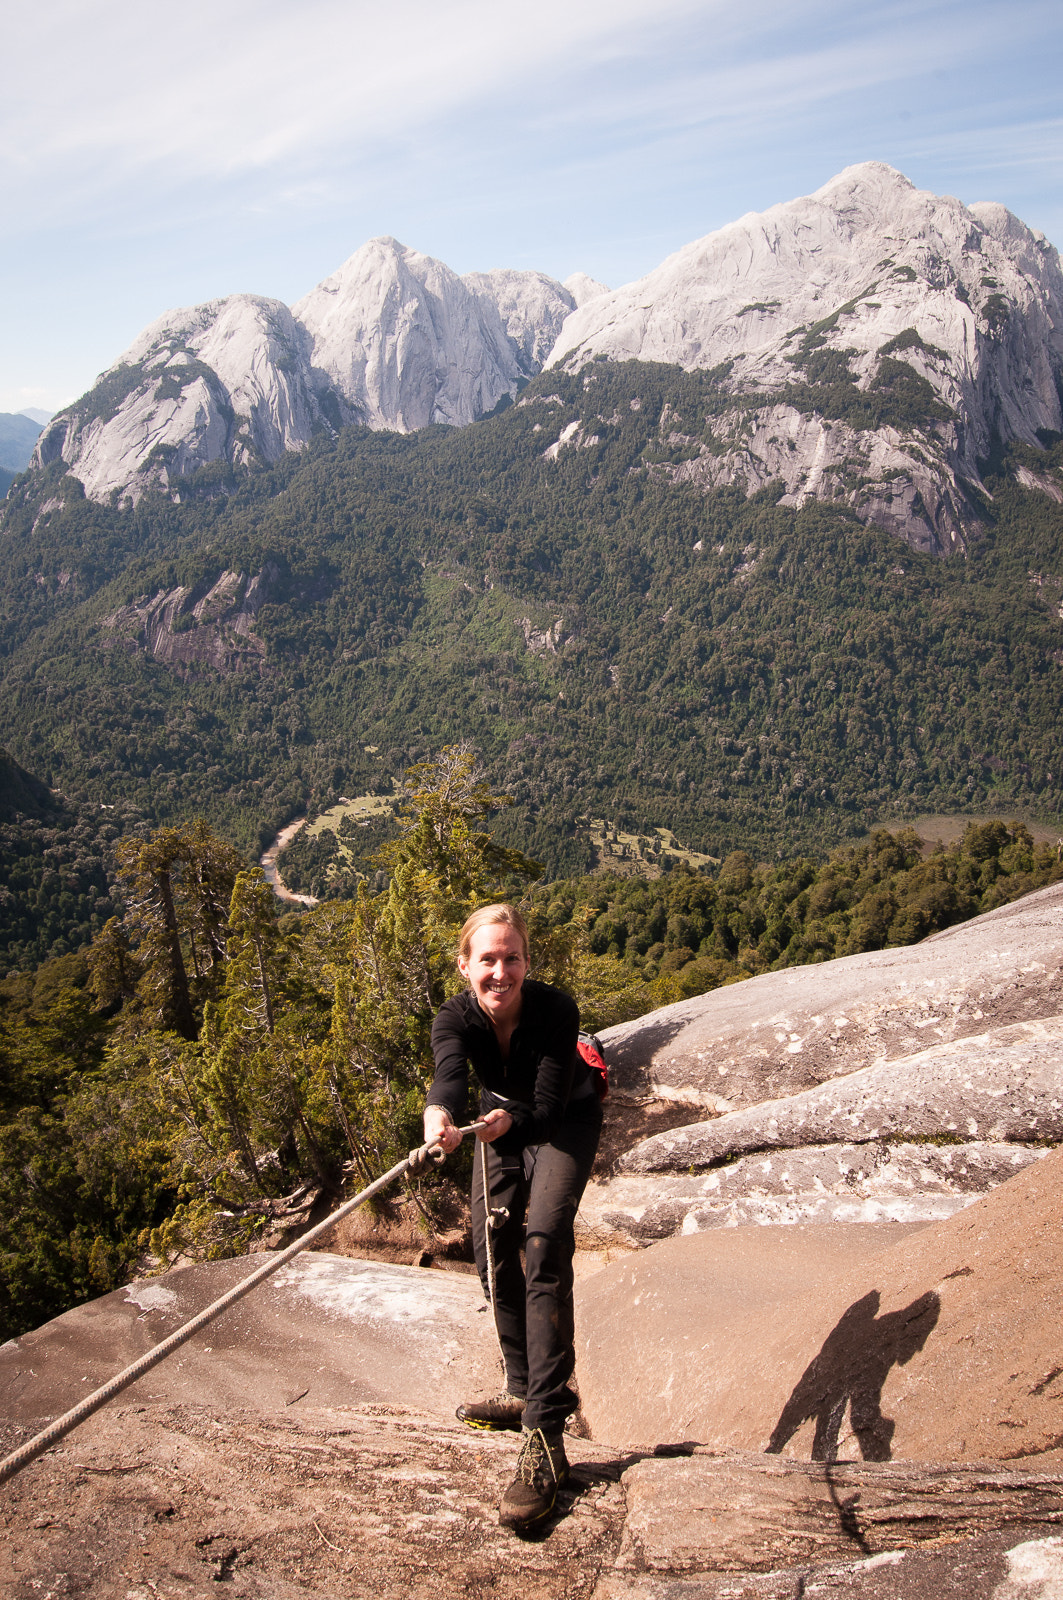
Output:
[
  {"xmin": 477, "ymin": 1107, "xmax": 513, "ymax": 1143},
  {"xmin": 424, "ymin": 1106, "xmax": 462, "ymax": 1154}
]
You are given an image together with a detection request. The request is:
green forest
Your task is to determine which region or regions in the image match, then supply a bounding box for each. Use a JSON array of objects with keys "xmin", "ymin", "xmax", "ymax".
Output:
[
  {"xmin": 0, "ymin": 751, "xmax": 641, "ymax": 1344},
  {"xmin": 536, "ymin": 816, "xmax": 1063, "ymax": 992},
  {"xmin": 0, "ymin": 358, "xmax": 1062, "ymax": 891},
  {"xmin": 1, "ymin": 738, "xmax": 1060, "ymax": 1344}
]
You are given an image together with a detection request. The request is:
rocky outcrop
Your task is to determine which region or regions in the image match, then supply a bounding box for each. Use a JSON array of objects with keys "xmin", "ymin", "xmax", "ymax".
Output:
[
  {"xmin": 293, "ymin": 237, "xmax": 526, "ymax": 431},
  {"xmin": 599, "ymin": 879, "xmax": 1063, "ymax": 1111},
  {"xmin": 7, "ymin": 1404, "xmax": 1061, "ymax": 1598},
  {"xmin": 462, "ymin": 267, "xmax": 578, "ymax": 375},
  {"xmin": 580, "ymin": 1140, "xmax": 1047, "ymax": 1244},
  {"xmin": 100, "ymin": 563, "xmax": 281, "ymax": 672},
  {"xmin": 33, "ymin": 296, "xmax": 333, "ymax": 503},
  {"xmin": 0, "ymin": 1250, "xmax": 500, "ymax": 1431},
  {"xmin": 8, "ymin": 1233, "xmax": 1063, "ymax": 1597},
  {"xmin": 0, "ymin": 1251, "xmax": 629, "ymax": 1594},
  {"xmin": 577, "ymin": 1144, "xmax": 1063, "ymax": 1463},
  {"xmin": 670, "ymin": 402, "xmax": 977, "ymax": 558},
  {"xmin": 550, "ymin": 164, "xmax": 1063, "ymax": 440},
  {"xmin": 29, "ymin": 243, "xmax": 584, "ymax": 502},
  {"xmin": 563, "ymin": 271, "xmax": 610, "ymax": 307},
  {"xmin": 1, "ymin": 1399, "xmax": 633, "ymax": 1597},
  {"xmin": 586, "ymin": 886, "xmax": 1063, "ymax": 1245},
  {"xmin": 599, "ymin": 1457, "xmax": 1063, "ymax": 1597},
  {"xmin": 7, "ymin": 1238, "xmax": 1063, "ymax": 1597},
  {"xmin": 620, "ymin": 1016, "xmax": 1063, "ymax": 1176},
  {"xmin": 548, "ymin": 162, "xmax": 1063, "ymax": 553}
]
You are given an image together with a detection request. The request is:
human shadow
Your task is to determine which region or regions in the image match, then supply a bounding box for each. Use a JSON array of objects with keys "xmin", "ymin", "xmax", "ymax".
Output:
[{"xmin": 767, "ymin": 1289, "xmax": 940, "ymax": 1462}]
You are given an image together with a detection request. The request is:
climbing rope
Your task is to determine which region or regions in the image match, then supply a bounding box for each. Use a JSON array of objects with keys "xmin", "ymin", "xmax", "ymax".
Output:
[
  {"xmin": 0, "ymin": 1120, "xmax": 489, "ymax": 1489},
  {"xmin": 479, "ymin": 1137, "xmax": 509, "ymax": 1372}
]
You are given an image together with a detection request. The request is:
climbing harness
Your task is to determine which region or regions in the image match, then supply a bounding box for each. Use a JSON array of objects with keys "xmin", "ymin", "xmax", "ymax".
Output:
[{"xmin": 0, "ymin": 1120, "xmax": 490, "ymax": 1489}]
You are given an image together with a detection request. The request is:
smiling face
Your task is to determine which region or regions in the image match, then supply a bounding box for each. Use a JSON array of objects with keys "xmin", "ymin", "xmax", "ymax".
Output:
[{"xmin": 459, "ymin": 922, "xmax": 529, "ymax": 1029}]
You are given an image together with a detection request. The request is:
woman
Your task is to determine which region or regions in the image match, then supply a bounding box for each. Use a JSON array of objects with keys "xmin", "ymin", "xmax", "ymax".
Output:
[{"xmin": 424, "ymin": 903, "xmax": 602, "ymax": 1530}]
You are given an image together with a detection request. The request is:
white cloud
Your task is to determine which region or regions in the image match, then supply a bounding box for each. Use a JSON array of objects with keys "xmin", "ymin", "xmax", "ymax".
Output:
[
  {"xmin": 518, "ymin": 1, "xmax": 1044, "ymax": 147},
  {"xmin": 6, "ymin": 0, "xmax": 1059, "ymax": 252},
  {"xmin": 1, "ymin": 0, "xmax": 710, "ymax": 227}
]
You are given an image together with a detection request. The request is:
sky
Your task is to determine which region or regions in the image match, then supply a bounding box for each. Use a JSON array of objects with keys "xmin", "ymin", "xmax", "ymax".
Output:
[{"xmin": 3, "ymin": 0, "xmax": 1062, "ymax": 417}]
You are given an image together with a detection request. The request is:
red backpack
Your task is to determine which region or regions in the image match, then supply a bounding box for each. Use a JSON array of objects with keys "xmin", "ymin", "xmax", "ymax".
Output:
[{"xmin": 577, "ymin": 1031, "xmax": 610, "ymax": 1101}]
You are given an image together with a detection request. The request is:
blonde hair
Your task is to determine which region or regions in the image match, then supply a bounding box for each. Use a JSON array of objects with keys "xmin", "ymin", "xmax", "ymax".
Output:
[{"xmin": 457, "ymin": 903, "xmax": 530, "ymax": 965}]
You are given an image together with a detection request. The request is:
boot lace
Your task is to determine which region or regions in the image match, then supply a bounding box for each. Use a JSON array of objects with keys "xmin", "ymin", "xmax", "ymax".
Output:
[{"xmin": 518, "ymin": 1428, "xmax": 560, "ymax": 1488}]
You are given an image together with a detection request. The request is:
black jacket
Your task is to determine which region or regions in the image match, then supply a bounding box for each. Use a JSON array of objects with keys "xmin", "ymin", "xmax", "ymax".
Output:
[{"xmin": 428, "ymin": 980, "xmax": 588, "ymax": 1150}]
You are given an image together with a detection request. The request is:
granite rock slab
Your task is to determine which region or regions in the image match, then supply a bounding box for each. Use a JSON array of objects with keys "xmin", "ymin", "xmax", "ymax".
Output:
[
  {"xmin": 613, "ymin": 1454, "xmax": 1063, "ymax": 1573},
  {"xmin": 577, "ymin": 1146, "xmax": 1063, "ymax": 1462},
  {"xmin": 619, "ymin": 1017, "xmax": 1063, "ymax": 1175},
  {"xmin": 0, "ymin": 1252, "xmax": 499, "ymax": 1429},
  {"xmin": 591, "ymin": 1455, "xmax": 1063, "ymax": 1599},
  {"xmin": 579, "ymin": 1141, "xmax": 1046, "ymax": 1244},
  {"xmin": 600, "ymin": 881, "xmax": 1063, "ymax": 1111}
]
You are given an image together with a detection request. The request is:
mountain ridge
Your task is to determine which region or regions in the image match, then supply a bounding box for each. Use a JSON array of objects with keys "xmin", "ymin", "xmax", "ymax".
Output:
[
  {"xmin": 2, "ymin": 351, "xmax": 1062, "ymax": 874},
  {"xmin": 0, "ymin": 412, "xmax": 44, "ymax": 474},
  {"xmin": 19, "ymin": 163, "xmax": 1063, "ymax": 555},
  {"xmin": 0, "ymin": 412, "xmax": 45, "ymax": 497},
  {"xmin": 29, "ymin": 241, "xmax": 599, "ymax": 503},
  {"xmin": 548, "ymin": 163, "xmax": 1063, "ymax": 555}
]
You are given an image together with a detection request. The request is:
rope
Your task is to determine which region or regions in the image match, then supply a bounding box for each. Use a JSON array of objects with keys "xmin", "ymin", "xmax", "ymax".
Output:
[
  {"xmin": 479, "ymin": 1138, "xmax": 507, "ymax": 1371},
  {"xmin": 0, "ymin": 1120, "xmax": 489, "ymax": 1489}
]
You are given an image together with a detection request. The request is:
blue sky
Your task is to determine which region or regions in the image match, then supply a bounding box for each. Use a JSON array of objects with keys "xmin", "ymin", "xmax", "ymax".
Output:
[{"xmin": 3, "ymin": 0, "xmax": 1061, "ymax": 416}]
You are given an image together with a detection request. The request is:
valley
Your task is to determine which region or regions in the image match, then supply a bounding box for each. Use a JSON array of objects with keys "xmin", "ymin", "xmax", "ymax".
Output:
[
  {"xmin": 3, "ymin": 163, "xmax": 1063, "ymax": 883},
  {"xmin": 3, "ymin": 352, "xmax": 1063, "ymax": 882},
  {"xmin": 272, "ymin": 791, "xmax": 719, "ymax": 899}
]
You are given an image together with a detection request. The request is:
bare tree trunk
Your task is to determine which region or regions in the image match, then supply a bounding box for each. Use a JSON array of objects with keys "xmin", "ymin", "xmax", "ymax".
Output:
[{"xmin": 158, "ymin": 870, "xmax": 196, "ymax": 1039}]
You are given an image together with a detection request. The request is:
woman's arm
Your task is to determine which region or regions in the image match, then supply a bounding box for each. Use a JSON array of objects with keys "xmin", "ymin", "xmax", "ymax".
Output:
[
  {"xmin": 425, "ymin": 1000, "xmax": 510, "ymax": 1146},
  {"xmin": 428, "ymin": 999, "xmax": 474, "ymax": 1120}
]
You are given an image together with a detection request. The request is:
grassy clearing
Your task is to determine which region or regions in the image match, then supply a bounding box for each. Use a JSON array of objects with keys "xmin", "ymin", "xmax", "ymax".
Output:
[
  {"xmin": 589, "ymin": 818, "xmax": 719, "ymax": 877},
  {"xmin": 306, "ymin": 793, "xmax": 396, "ymax": 841},
  {"xmin": 867, "ymin": 811, "xmax": 1063, "ymax": 852}
]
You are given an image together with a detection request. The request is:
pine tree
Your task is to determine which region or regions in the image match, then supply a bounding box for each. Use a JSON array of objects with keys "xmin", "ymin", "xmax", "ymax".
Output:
[
  {"xmin": 86, "ymin": 916, "xmax": 140, "ymax": 1012},
  {"xmin": 223, "ymin": 870, "xmax": 284, "ymax": 1038},
  {"xmin": 113, "ymin": 823, "xmax": 243, "ymax": 1038},
  {"xmin": 115, "ymin": 830, "xmax": 198, "ymax": 1038}
]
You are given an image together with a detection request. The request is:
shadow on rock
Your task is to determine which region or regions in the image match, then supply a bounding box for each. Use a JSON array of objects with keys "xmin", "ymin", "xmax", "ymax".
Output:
[
  {"xmin": 512, "ymin": 1450, "xmax": 658, "ymax": 1542},
  {"xmin": 603, "ymin": 1014, "xmax": 691, "ymax": 1090},
  {"xmin": 767, "ymin": 1288, "xmax": 940, "ymax": 1461}
]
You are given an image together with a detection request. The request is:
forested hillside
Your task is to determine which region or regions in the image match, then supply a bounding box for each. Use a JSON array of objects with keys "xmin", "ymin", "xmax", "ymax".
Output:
[
  {"xmin": 0, "ymin": 755, "xmax": 594, "ymax": 1340},
  {"xmin": 2, "ymin": 739, "xmax": 1061, "ymax": 1343},
  {"xmin": 1, "ymin": 360, "xmax": 1062, "ymax": 883},
  {"xmin": 537, "ymin": 818, "xmax": 1063, "ymax": 994},
  {"xmin": 0, "ymin": 747, "xmax": 126, "ymax": 969}
]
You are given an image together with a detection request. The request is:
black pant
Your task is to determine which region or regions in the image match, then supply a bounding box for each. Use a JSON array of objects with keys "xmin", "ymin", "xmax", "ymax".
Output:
[{"xmin": 470, "ymin": 1098, "xmax": 602, "ymax": 1435}]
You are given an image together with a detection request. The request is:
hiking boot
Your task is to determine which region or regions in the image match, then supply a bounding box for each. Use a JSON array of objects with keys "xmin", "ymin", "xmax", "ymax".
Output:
[
  {"xmin": 499, "ymin": 1427, "xmax": 569, "ymax": 1529},
  {"xmin": 456, "ymin": 1389, "xmax": 526, "ymax": 1431}
]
